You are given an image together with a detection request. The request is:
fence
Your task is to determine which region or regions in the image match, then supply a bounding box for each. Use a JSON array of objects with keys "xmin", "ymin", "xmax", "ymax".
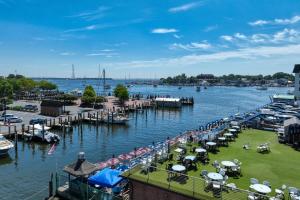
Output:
[{"xmin": 123, "ymin": 164, "xmax": 271, "ymax": 200}]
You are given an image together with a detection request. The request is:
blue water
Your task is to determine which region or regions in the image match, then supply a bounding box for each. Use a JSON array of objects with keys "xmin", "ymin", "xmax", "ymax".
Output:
[{"xmin": 0, "ymin": 80, "xmax": 289, "ymax": 200}]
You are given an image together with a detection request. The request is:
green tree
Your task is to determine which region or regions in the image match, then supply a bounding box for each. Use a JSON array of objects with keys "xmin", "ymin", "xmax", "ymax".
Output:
[
  {"xmin": 0, "ymin": 80, "xmax": 13, "ymax": 99},
  {"xmin": 38, "ymin": 80, "xmax": 57, "ymax": 90},
  {"xmin": 114, "ymin": 84, "xmax": 129, "ymax": 104},
  {"xmin": 83, "ymin": 85, "xmax": 96, "ymax": 98}
]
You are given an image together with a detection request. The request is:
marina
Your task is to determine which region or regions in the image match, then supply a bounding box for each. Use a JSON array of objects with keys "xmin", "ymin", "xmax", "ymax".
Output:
[{"xmin": 0, "ymin": 85, "xmax": 290, "ymax": 199}]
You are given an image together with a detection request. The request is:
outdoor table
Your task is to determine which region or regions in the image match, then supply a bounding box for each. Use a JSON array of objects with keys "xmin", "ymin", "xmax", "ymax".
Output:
[
  {"xmin": 224, "ymin": 133, "xmax": 233, "ymax": 137},
  {"xmin": 250, "ymin": 184, "xmax": 271, "ymax": 194},
  {"xmin": 195, "ymin": 148, "xmax": 207, "ymax": 153},
  {"xmin": 207, "ymin": 172, "xmax": 223, "ymax": 181},
  {"xmin": 232, "ymin": 126, "xmax": 240, "ymax": 130},
  {"xmin": 185, "ymin": 155, "xmax": 196, "ymax": 161},
  {"xmin": 172, "ymin": 165, "xmax": 186, "ymax": 173},
  {"xmin": 218, "ymin": 137, "xmax": 226, "ymax": 141},
  {"xmin": 174, "ymin": 148, "xmax": 183, "ymax": 153},
  {"xmin": 206, "ymin": 142, "xmax": 216, "ymax": 146},
  {"xmin": 228, "ymin": 129, "xmax": 237, "ymax": 133},
  {"xmin": 221, "ymin": 161, "xmax": 237, "ymax": 168}
]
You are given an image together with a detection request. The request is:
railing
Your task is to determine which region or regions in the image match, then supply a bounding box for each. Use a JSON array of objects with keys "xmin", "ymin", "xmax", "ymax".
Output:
[
  {"xmin": 123, "ymin": 165, "xmax": 271, "ymax": 200},
  {"xmin": 55, "ymin": 173, "xmax": 123, "ymax": 200}
]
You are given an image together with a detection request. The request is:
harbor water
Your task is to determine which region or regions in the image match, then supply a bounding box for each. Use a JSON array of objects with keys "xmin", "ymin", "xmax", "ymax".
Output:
[{"xmin": 0, "ymin": 80, "xmax": 289, "ymax": 200}]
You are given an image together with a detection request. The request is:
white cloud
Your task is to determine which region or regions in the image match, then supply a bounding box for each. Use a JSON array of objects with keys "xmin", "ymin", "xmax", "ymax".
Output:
[
  {"xmin": 203, "ymin": 25, "xmax": 218, "ymax": 32},
  {"xmin": 60, "ymin": 52, "xmax": 75, "ymax": 56},
  {"xmin": 67, "ymin": 6, "xmax": 110, "ymax": 21},
  {"xmin": 170, "ymin": 42, "xmax": 212, "ymax": 51},
  {"xmin": 220, "ymin": 35, "xmax": 233, "ymax": 41},
  {"xmin": 234, "ymin": 33, "xmax": 247, "ymax": 40},
  {"xmin": 219, "ymin": 28, "xmax": 300, "ymax": 45},
  {"xmin": 108, "ymin": 44, "xmax": 300, "ymax": 69},
  {"xmin": 151, "ymin": 28, "xmax": 178, "ymax": 34},
  {"xmin": 249, "ymin": 15, "xmax": 300, "ymax": 26},
  {"xmin": 249, "ymin": 20, "xmax": 268, "ymax": 26},
  {"xmin": 168, "ymin": 2, "xmax": 202, "ymax": 13},
  {"xmin": 86, "ymin": 52, "xmax": 119, "ymax": 57},
  {"xmin": 173, "ymin": 34, "xmax": 182, "ymax": 39}
]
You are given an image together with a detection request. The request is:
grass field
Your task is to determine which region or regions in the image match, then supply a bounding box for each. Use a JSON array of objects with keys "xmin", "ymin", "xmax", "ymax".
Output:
[{"xmin": 124, "ymin": 129, "xmax": 300, "ymax": 199}]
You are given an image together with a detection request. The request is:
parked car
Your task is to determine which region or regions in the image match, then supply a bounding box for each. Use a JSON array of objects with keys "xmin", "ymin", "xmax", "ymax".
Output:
[
  {"xmin": 0, "ymin": 114, "xmax": 15, "ymax": 121},
  {"xmin": 24, "ymin": 104, "xmax": 38, "ymax": 112},
  {"xmin": 29, "ymin": 118, "xmax": 47, "ymax": 125},
  {"xmin": 7, "ymin": 117, "xmax": 23, "ymax": 123}
]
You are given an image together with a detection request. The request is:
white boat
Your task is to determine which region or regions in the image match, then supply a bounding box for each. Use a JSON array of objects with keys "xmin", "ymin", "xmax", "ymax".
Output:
[
  {"xmin": 70, "ymin": 88, "xmax": 83, "ymax": 97},
  {"xmin": 28, "ymin": 125, "xmax": 60, "ymax": 143},
  {"xmin": 0, "ymin": 135, "xmax": 14, "ymax": 156},
  {"xmin": 257, "ymin": 86, "xmax": 268, "ymax": 90},
  {"xmin": 103, "ymin": 113, "xmax": 129, "ymax": 124}
]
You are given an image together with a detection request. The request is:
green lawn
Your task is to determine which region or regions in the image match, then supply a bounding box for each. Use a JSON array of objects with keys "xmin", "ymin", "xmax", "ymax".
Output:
[{"xmin": 123, "ymin": 129, "xmax": 300, "ymax": 199}]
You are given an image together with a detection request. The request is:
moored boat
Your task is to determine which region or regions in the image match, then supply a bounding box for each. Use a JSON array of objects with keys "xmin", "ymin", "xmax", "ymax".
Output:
[{"xmin": 0, "ymin": 135, "xmax": 14, "ymax": 156}]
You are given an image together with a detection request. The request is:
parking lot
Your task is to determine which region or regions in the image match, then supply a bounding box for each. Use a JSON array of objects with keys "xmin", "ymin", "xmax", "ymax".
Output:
[{"xmin": 0, "ymin": 100, "xmax": 95, "ymax": 135}]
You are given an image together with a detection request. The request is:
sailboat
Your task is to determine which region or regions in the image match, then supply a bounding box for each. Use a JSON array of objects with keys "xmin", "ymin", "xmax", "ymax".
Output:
[{"xmin": 102, "ymin": 69, "xmax": 111, "ymax": 90}]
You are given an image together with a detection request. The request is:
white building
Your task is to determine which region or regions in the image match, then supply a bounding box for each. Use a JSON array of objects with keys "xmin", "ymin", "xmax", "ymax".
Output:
[{"xmin": 293, "ymin": 64, "xmax": 300, "ymax": 99}]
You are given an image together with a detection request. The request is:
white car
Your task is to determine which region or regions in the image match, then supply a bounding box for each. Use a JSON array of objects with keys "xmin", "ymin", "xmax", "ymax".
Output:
[{"xmin": 7, "ymin": 117, "xmax": 23, "ymax": 123}]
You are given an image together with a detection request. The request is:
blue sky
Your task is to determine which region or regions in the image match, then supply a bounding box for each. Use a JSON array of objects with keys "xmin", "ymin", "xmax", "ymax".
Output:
[{"xmin": 0, "ymin": 0, "xmax": 300, "ymax": 78}]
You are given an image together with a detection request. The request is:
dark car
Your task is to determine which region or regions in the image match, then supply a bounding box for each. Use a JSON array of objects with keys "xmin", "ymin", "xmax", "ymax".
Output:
[
  {"xmin": 29, "ymin": 118, "xmax": 47, "ymax": 125},
  {"xmin": 24, "ymin": 105, "xmax": 38, "ymax": 112}
]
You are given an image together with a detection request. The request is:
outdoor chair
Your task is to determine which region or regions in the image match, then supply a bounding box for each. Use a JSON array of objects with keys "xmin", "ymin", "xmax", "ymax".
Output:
[
  {"xmin": 250, "ymin": 178, "xmax": 259, "ymax": 185},
  {"xmin": 212, "ymin": 182, "xmax": 222, "ymax": 198},
  {"xmin": 263, "ymin": 180, "xmax": 271, "ymax": 188},
  {"xmin": 168, "ymin": 153, "xmax": 173, "ymax": 161},
  {"xmin": 288, "ymin": 187, "xmax": 299, "ymax": 195},
  {"xmin": 201, "ymin": 170, "xmax": 208, "ymax": 177},
  {"xmin": 233, "ymin": 159, "xmax": 239, "ymax": 164},
  {"xmin": 247, "ymin": 192, "xmax": 259, "ymax": 200},
  {"xmin": 226, "ymin": 183, "xmax": 237, "ymax": 191}
]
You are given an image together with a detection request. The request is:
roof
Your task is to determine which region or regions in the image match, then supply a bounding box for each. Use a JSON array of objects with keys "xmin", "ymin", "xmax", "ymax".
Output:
[
  {"xmin": 273, "ymin": 94, "xmax": 295, "ymax": 100},
  {"xmin": 293, "ymin": 64, "xmax": 300, "ymax": 73},
  {"xmin": 155, "ymin": 97, "xmax": 180, "ymax": 102},
  {"xmin": 88, "ymin": 168, "xmax": 123, "ymax": 188},
  {"xmin": 41, "ymin": 100, "xmax": 63, "ymax": 107},
  {"xmin": 284, "ymin": 117, "xmax": 300, "ymax": 127},
  {"xmin": 64, "ymin": 158, "xmax": 99, "ymax": 177}
]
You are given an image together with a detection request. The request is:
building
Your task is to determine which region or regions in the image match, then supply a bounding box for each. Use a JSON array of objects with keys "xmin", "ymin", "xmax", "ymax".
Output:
[
  {"xmin": 272, "ymin": 94, "xmax": 295, "ymax": 105},
  {"xmin": 40, "ymin": 100, "xmax": 64, "ymax": 117},
  {"xmin": 293, "ymin": 64, "xmax": 300, "ymax": 99},
  {"xmin": 280, "ymin": 117, "xmax": 300, "ymax": 149},
  {"xmin": 154, "ymin": 97, "xmax": 182, "ymax": 108}
]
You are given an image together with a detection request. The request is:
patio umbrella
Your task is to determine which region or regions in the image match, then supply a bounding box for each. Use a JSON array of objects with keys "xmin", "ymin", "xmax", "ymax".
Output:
[{"xmin": 118, "ymin": 153, "xmax": 133, "ymax": 160}]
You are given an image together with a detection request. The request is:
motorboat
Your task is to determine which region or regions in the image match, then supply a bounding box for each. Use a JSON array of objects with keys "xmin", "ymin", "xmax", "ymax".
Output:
[
  {"xmin": 103, "ymin": 113, "xmax": 129, "ymax": 124},
  {"xmin": 196, "ymin": 86, "xmax": 201, "ymax": 92},
  {"xmin": 178, "ymin": 86, "xmax": 182, "ymax": 89},
  {"xmin": 31, "ymin": 130, "xmax": 60, "ymax": 143},
  {"xmin": 0, "ymin": 135, "xmax": 14, "ymax": 156},
  {"xmin": 70, "ymin": 88, "xmax": 83, "ymax": 97},
  {"xmin": 29, "ymin": 124, "xmax": 60, "ymax": 143},
  {"xmin": 256, "ymin": 86, "xmax": 268, "ymax": 90}
]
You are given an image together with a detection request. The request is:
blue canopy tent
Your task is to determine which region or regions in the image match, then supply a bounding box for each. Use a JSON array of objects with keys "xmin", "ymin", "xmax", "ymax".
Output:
[{"xmin": 88, "ymin": 168, "xmax": 123, "ymax": 188}]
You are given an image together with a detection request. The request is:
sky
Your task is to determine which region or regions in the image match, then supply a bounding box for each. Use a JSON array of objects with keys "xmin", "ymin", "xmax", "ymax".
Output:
[{"xmin": 0, "ymin": 0, "xmax": 300, "ymax": 78}]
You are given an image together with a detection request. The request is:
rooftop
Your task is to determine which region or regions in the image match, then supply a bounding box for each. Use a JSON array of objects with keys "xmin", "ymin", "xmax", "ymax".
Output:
[
  {"xmin": 293, "ymin": 64, "xmax": 300, "ymax": 73},
  {"xmin": 273, "ymin": 94, "xmax": 295, "ymax": 100},
  {"xmin": 123, "ymin": 129, "xmax": 300, "ymax": 199},
  {"xmin": 155, "ymin": 97, "xmax": 181, "ymax": 102}
]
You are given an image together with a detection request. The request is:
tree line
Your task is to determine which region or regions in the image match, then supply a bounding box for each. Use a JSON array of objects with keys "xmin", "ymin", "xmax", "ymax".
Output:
[
  {"xmin": 0, "ymin": 74, "xmax": 57, "ymax": 100},
  {"xmin": 160, "ymin": 72, "xmax": 294, "ymax": 85}
]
